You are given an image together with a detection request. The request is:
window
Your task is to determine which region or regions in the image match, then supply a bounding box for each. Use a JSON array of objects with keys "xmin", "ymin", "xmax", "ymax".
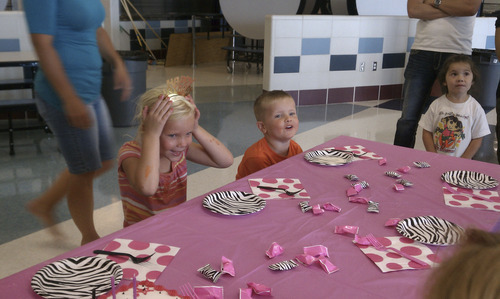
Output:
[{"xmin": 120, "ymin": 0, "xmax": 220, "ymax": 20}]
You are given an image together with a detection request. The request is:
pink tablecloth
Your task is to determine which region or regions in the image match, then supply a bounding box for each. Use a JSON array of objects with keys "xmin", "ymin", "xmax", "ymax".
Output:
[{"xmin": 1, "ymin": 136, "xmax": 499, "ymax": 298}]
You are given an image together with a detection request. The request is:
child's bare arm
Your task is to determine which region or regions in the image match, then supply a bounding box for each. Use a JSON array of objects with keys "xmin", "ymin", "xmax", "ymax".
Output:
[
  {"xmin": 422, "ymin": 129, "xmax": 437, "ymax": 153},
  {"xmin": 184, "ymin": 97, "xmax": 233, "ymax": 168},
  {"xmin": 122, "ymin": 135, "xmax": 160, "ymax": 196},
  {"xmin": 187, "ymin": 125, "xmax": 233, "ymax": 168},
  {"xmin": 123, "ymin": 99, "xmax": 172, "ymax": 196},
  {"xmin": 460, "ymin": 137, "xmax": 483, "ymax": 159}
]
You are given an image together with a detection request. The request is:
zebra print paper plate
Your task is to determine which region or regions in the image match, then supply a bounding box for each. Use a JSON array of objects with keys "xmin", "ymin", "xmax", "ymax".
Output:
[
  {"xmin": 396, "ymin": 215, "xmax": 465, "ymax": 246},
  {"xmin": 441, "ymin": 170, "xmax": 498, "ymax": 190},
  {"xmin": 31, "ymin": 256, "xmax": 122, "ymax": 299},
  {"xmin": 304, "ymin": 149, "xmax": 354, "ymax": 166},
  {"xmin": 203, "ymin": 191, "xmax": 266, "ymax": 215}
]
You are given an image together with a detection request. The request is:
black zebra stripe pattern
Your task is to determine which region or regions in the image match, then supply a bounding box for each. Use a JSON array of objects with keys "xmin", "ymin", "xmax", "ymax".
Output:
[
  {"xmin": 344, "ymin": 174, "xmax": 359, "ymax": 181},
  {"xmin": 31, "ymin": 256, "xmax": 122, "ymax": 299},
  {"xmin": 396, "ymin": 215, "xmax": 465, "ymax": 245},
  {"xmin": 441, "ymin": 170, "xmax": 499, "ymax": 190},
  {"xmin": 352, "ymin": 181, "xmax": 369, "ymax": 189},
  {"xmin": 269, "ymin": 260, "xmax": 298, "ymax": 271},
  {"xmin": 385, "ymin": 171, "xmax": 401, "ymax": 178},
  {"xmin": 304, "ymin": 149, "xmax": 354, "ymax": 166},
  {"xmin": 299, "ymin": 201, "xmax": 312, "ymax": 213},
  {"xmin": 198, "ymin": 264, "xmax": 222, "ymax": 283},
  {"xmin": 203, "ymin": 191, "xmax": 266, "ymax": 215},
  {"xmin": 413, "ymin": 161, "xmax": 431, "ymax": 168},
  {"xmin": 367, "ymin": 201, "xmax": 379, "ymax": 213},
  {"xmin": 396, "ymin": 179, "xmax": 413, "ymax": 187}
]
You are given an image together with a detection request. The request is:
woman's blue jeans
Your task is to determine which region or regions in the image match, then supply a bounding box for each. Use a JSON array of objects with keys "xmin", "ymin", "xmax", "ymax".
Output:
[{"xmin": 394, "ymin": 50, "xmax": 455, "ymax": 148}]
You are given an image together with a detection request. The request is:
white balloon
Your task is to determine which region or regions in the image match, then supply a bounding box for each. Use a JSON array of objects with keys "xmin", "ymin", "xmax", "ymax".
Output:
[{"xmin": 220, "ymin": 0, "xmax": 301, "ymax": 39}]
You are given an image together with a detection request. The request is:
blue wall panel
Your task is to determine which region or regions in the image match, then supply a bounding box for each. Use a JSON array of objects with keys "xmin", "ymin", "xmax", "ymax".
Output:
[
  {"xmin": 358, "ymin": 37, "xmax": 383, "ymax": 54},
  {"xmin": 330, "ymin": 54, "xmax": 357, "ymax": 71},
  {"xmin": 0, "ymin": 39, "xmax": 20, "ymax": 52},
  {"xmin": 382, "ymin": 53, "xmax": 406, "ymax": 69},
  {"xmin": 274, "ymin": 56, "xmax": 301, "ymax": 73},
  {"xmin": 301, "ymin": 38, "xmax": 331, "ymax": 55}
]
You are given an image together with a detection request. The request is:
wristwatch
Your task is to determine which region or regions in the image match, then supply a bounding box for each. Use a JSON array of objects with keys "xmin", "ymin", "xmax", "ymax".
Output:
[{"xmin": 433, "ymin": 0, "xmax": 441, "ymax": 8}]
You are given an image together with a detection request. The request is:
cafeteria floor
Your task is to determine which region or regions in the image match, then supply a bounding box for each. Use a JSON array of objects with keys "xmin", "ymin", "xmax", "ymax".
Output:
[{"xmin": 0, "ymin": 61, "xmax": 498, "ymax": 279}]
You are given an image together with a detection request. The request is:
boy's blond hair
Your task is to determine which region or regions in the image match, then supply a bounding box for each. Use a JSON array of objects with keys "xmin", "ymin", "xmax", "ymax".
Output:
[{"xmin": 253, "ymin": 90, "xmax": 293, "ymax": 121}]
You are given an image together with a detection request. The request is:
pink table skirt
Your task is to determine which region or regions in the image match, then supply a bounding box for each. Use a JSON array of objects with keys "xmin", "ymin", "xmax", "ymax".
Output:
[{"xmin": 1, "ymin": 136, "xmax": 499, "ymax": 298}]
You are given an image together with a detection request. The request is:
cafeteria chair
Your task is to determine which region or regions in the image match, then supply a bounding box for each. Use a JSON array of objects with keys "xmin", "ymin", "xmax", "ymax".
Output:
[{"xmin": 0, "ymin": 63, "xmax": 51, "ymax": 155}]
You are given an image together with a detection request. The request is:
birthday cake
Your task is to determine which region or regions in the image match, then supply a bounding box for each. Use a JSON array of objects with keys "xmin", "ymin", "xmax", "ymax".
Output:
[{"xmin": 98, "ymin": 280, "xmax": 188, "ymax": 299}]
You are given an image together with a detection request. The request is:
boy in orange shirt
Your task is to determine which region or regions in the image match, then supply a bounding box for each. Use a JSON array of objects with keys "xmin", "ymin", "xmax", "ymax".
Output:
[{"xmin": 236, "ymin": 90, "xmax": 302, "ymax": 179}]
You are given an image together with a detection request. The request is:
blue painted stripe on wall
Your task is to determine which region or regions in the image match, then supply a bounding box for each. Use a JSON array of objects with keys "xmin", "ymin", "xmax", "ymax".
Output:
[
  {"xmin": 382, "ymin": 53, "xmax": 406, "ymax": 69},
  {"xmin": 274, "ymin": 56, "xmax": 300, "ymax": 73},
  {"xmin": 407, "ymin": 37, "xmax": 414, "ymax": 52},
  {"xmin": 330, "ymin": 54, "xmax": 357, "ymax": 71},
  {"xmin": 175, "ymin": 20, "xmax": 189, "ymax": 27},
  {"xmin": 301, "ymin": 38, "xmax": 331, "ymax": 55},
  {"xmin": 358, "ymin": 37, "xmax": 383, "ymax": 54},
  {"xmin": 485, "ymin": 36, "xmax": 495, "ymax": 49},
  {"xmin": 148, "ymin": 20, "xmax": 161, "ymax": 28},
  {"xmin": 0, "ymin": 39, "xmax": 20, "ymax": 52}
]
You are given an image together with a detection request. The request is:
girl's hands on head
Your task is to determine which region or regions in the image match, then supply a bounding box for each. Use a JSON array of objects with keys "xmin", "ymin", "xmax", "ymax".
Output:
[{"xmin": 142, "ymin": 96, "xmax": 173, "ymax": 138}]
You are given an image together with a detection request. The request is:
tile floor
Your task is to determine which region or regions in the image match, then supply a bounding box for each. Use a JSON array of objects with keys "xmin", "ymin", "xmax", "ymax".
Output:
[{"xmin": 0, "ymin": 61, "xmax": 498, "ymax": 279}]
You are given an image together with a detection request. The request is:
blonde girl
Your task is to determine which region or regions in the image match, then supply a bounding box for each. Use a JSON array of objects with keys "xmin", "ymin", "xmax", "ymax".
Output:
[{"xmin": 118, "ymin": 79, "xmax": 233, "ymax": 226}]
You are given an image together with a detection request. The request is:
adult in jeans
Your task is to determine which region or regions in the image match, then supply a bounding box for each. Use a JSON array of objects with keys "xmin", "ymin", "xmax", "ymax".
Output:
[
  {"xmin": 394, "ymin": 0, "xmax": 482, "ymax": 148},
  {"xmin": 24, "ymin": 0, "xmax": 131, "ymax": 245}
]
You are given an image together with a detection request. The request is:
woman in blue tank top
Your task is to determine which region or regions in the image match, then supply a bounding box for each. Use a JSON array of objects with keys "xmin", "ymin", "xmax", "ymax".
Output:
[{"xmin": 24, "ymin": 0, "xmax": 131, "ymax": 245}]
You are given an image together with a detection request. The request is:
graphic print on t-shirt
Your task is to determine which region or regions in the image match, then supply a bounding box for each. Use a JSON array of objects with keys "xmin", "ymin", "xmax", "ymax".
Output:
[{"xmin": 433, "ymin": 114, "xmax": 465, "ymax": 153}]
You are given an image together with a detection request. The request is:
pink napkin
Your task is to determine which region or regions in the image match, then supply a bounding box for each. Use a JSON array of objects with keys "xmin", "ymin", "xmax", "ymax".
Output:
[
  {"xmin": 324, "ymin": 145, "xmax": 383, "ymax": 161},
  {"xmin": 97, "ymin": 238, "xmax": 180, "ymax": 281},
  {"xmin": 443, "ymin": 187, "xmax": 500, "ymax": 212},
  {"xmin": 249, "ymin": 178, "xmax": 310, "ymax": 199},
  {"xmin": 355, "ymin": 236, "xmax": 439, "ymax": 273},
  {"xmin": 194, "ymin": 286, "xmax": 224, "ymax": 299}
]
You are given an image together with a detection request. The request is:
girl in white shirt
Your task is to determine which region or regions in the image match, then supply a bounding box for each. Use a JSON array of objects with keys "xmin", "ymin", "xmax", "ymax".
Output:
[{"xmin": 419, "ymin": 55, "xmax": 490, "ymax": 159}]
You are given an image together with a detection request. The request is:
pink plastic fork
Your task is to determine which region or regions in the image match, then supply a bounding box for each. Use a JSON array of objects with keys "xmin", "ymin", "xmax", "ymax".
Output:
[
  {"xmin": 179, "ymin": 283, "xmax": 198, "ymax": 299},
  {"xmin": 366, "ymin": 234, "xmax": 430, "ymax": 267}
]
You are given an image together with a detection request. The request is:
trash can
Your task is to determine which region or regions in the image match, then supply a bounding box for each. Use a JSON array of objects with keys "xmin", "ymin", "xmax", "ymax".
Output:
[
  {"xmin": 470, "ymin": 49, "xmax": 500, "ymax": 112},
  {"xmin": 101, "ymin": 50, "xmax": 148, "ymax": 127}
]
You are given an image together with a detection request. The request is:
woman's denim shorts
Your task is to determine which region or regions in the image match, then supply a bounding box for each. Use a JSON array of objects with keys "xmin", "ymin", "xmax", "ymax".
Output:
[{"xmin": 35, "ymin": 96, "xmax": 115, "ymax": 174}]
